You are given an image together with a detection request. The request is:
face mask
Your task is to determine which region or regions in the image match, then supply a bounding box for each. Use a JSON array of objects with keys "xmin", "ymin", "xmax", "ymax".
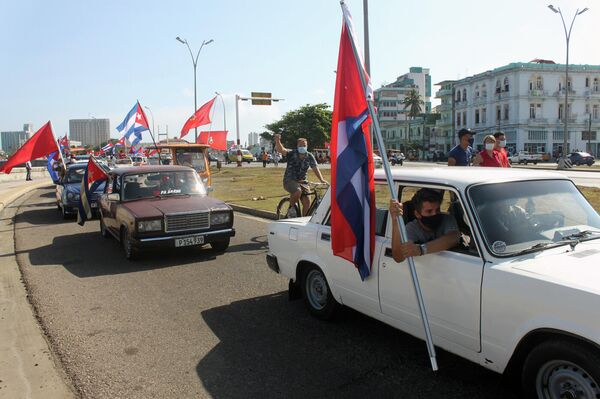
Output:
[
  {"xmin": 485, "ymin": 143, "xmax": 495, "ymax": 151},
  {"xmin": 499, "ymin": 140, "xmax": 506, "ymax": 148},
  {"xmin": 420, "ymin": 213, "xmax": 444, "ymax": 230},
  {"xmin": 297, "ymin": 146, "xmax": 307, "ymax": 154}
]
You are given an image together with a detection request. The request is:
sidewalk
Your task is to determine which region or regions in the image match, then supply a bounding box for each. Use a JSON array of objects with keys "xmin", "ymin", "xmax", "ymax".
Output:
[{"xmin": 0, "ymin": 180, "xmax": 75, "ymax": 398}]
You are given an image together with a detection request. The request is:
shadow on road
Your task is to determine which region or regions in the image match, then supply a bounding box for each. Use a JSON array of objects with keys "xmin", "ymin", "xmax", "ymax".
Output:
[
  {"xmin": 226, "ymin": 234, "xmax": 268, "ymax": 254},
  {"xmin": 197, "ymin": 293, "xmax": 517, "ymax": 399},
  {"xmin": 16, "ymin": 206, "xmax": 74, "ymax": 225}
]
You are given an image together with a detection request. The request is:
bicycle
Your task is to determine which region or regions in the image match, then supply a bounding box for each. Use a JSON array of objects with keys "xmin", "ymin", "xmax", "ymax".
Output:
[{"xmin": 276, "ymin": 182, "xmax": 329, "ymax": 219}]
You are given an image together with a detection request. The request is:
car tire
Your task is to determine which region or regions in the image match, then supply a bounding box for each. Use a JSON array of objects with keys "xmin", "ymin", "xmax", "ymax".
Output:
[
  {"xmin": 121, "ymin": 228, "xmax": 138, "ymax": 260},
  {"xmin": 301, "ymin": 264, "xmax": 339, "ymax": 320},
  {"xmin": 521, "ymin": 339, "xmax": 600, "ymax": 399},
  {"xmin": 60, "ymin": 205, "xmax": 69, "ymax": 220},
  {"xmin": 100, "ymin": 216, "xmax": 110, "ymax": 238},
  {"xmin": 210, "ymin": 238, "xmax": 230, "ymax": 252},
  {"xmin": 276, "ymin": 197, "xmax": 301, "ymax": 219}
]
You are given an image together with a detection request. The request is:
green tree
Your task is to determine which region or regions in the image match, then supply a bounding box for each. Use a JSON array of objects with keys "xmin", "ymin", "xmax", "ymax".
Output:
[
  {"xmin": 402, "ymin": 89, "xmax": 424, "ymax": 120},
  {"xmin": 262, "ymin": 103, "xmax": 332, "ymax": 149}
]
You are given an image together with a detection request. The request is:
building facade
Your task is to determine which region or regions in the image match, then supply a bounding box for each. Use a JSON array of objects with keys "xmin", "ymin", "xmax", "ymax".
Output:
[
  {"xmin": 433, "ymin": 80, "xmax": 455, "ymax": 153},
  {"xmin": 1, "ymin": 123, "xmax": 33, "ymax": 154},
  {"xmin": 453, "ymin": 61, "xmax": 600, "ymax": 156},
  {"xmin": 69, "ymin": 118, "xmax": 110, "ymax": 148},
  {"xmin": 248, "ymin": 132, "xmax": 259, "ymax": 147}
]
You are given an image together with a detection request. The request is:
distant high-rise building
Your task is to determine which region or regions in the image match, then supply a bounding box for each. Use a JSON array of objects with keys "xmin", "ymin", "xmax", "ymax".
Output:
[
  {"xmin": 248, "ymin": 132, "xmax": 259, "ymax": 147},
  {"xmin": 1, "ymin": 123, "xmax": 33, "ymax": 154},
  {"xmin": 69, "ymin": 118, "xmax": 110, "ymax": 148}
]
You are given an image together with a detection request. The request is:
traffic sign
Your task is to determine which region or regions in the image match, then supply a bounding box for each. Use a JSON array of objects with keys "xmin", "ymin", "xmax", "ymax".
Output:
[{"xmin": 251, "ymin": 92, "xmax": 272, "ymax": 105}]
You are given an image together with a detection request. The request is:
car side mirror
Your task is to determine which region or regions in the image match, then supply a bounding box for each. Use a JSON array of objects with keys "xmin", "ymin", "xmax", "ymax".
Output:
[{"xmin": 108, "ymin": 193, "xmax": 120, "ymax": 202}]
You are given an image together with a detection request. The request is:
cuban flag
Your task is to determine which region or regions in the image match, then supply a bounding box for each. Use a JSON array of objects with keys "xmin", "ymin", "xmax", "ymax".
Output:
[
  {"xmin": 330, "ymin": 2, "xmax": 375, "ymax": 281},
  {"xmin": 101, "ymin": 142, "xmax": 114, "ymax": 154},
  {"xmin": 77, "ymin": 156, "xmax": 109, "ymax": 226},
  {"xmin": 46, "ymin": 151, "xmax": 60, "ymax": 183},
  {"xmin": 116, "ymin": 101, "xmax": 150, "ymax": 147}
]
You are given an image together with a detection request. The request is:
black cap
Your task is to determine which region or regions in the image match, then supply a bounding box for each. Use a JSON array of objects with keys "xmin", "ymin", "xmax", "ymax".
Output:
[{"xmin": 458, "ymin": 128, "xmax": 474, "ymax": 138}]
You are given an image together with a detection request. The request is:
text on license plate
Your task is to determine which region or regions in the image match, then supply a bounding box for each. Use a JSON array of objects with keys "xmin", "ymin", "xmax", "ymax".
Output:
[{"xmin": 174, "ymin": 235, "xmax": 205, "ymax": 247}]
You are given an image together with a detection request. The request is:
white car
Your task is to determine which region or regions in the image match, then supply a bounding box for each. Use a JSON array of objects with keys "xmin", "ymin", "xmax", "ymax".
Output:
[
  {"xmin": 266, "ymin": 167, "xmax": 600, "ymax": 398},
  {"xmin": 372, "ymin": 153, "xmax": 383, "ymax": 168}
]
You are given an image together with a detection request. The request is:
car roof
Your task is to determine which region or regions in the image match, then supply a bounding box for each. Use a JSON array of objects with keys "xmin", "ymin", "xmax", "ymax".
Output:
[
  {"xmin": 67, "ymin": 163, "xmax": 87, "ymax": 170},
  {"xmin": 110, "ymin": 165, "xmax": 194, "ymax": 175},
  {"xmin": 374, "ymin": 167, "xmax": 570, "ymax": 189}
]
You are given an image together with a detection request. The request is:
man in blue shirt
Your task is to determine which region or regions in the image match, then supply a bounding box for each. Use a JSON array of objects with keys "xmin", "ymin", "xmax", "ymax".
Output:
[{"xmin": 448, "ymin": 128, "xmax": 475, "ymax": 166}]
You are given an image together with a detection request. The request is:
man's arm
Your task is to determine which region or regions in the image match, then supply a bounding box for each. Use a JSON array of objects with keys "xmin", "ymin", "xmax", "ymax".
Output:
[
  {"xmin": 447, "ymin": 157, "xmax": 457, "ymax": 166},
  {"xmin": 311, "ymin": 166, "xmax": 328, "ymax": 184},
  {"xmin": 274, "ymin": 134, "xmax": 288, "ymax": 157}
]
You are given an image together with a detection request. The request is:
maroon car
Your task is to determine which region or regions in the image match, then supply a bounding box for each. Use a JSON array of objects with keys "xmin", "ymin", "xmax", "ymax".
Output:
[{"xmin": 98, "ymin": 165, "xmax": 234, "ymax": 260}]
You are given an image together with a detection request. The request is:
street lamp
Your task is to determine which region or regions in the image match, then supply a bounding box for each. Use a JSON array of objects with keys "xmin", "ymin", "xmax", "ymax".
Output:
[
  {"xmin": 175, "ymin": 36, "xmax": 214, "ymax": 142},
  {"xmin": 214, "ymin": 91, "xmax": 227, "ymax": 132},
  {"xmin": 548, "ymin": 5, "xmax": 589, "ymax": 169}
]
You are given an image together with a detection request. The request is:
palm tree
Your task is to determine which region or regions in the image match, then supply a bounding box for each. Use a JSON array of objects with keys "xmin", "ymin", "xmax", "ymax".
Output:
[{"xmin": 402, "ymin": 89, "xmax": 424, "ymax": 119}]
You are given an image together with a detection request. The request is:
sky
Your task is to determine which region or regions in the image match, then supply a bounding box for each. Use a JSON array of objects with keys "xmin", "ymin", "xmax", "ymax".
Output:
[{"xmin": 1, "ymin": 0, "xmax": 600, "ymax": 147}]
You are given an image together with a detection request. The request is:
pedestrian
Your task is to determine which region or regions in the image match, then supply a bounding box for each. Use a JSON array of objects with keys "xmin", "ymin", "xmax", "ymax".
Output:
[
  {"xmin": 272, "ymin": 151, "xmax": 280, "ymax": 167},
  {"xmin": 448, "ymin": 128, "xmax": 474, "ymax": 166},
  {"xmin": 473, "ymin": 135, "xmax": 502, "ymax": 167},
  {"xmin": 493, "ymin": 131, "xmax": 511, "ymax": 168},
  {"xmin": 25, "ymin": 161, "xmax": 32, "ymax": 181},
  {"xmin": 261, "ymin": 151, "xmax": 268, "ymax": 168}
]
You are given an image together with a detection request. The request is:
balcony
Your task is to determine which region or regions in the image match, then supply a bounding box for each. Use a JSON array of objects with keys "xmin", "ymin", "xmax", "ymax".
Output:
[
  {"xmin": 585, "ymin": 89, "xmax": 600, "ymax": 97},
  {"xmin": 528, "ymin": 117, "xmax": 548, "ymax": 124},
  {"xmin": 529, "ymin": 89, "xmax": 547, "ymax": 97},
  {"xmin": 554, "ymin": 89, "xmax": 576, "ymax": 97},
  {"xmin": 556, "ymin": 118, "xmax": 577, "ymax": 124},
  {"xmin": 435, "ymin": 88, "xmax": 453, "ymax": 97}
]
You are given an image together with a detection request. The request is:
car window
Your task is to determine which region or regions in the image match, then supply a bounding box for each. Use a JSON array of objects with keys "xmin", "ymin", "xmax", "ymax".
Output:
[
  {"xmin": 65, "ymin": 167, "xmax": 85, "ymax": 183},
  {"xmin": 122, "ymin": 171, "xmax": 206, "ymax": 200}
]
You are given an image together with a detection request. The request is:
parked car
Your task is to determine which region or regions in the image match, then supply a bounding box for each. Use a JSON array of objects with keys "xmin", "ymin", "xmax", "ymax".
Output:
[
  {"xmin": 266, "ymin": 167, "xmax": 600, "ymax": 397},
  {"xmin": 372, "ymin": 153, "xmax": 383, "ymax": 168},
  {"xmin": 227, "ymin": 149, "xmax": 254, "ymax": 163},
  {"xmin": 56, "ymin": 163, "xmax": 105, "ymax": 219},
  {"xmin": 98, "ymin": 165, "xmax": 235, "ymax": 260},
  {"xmin": 508, "ymin": 151, "xmax": 543, "ymax": 165},
  {"xmin": 568, "ymin": 152, "xmax": 595, "ymax": 166}
]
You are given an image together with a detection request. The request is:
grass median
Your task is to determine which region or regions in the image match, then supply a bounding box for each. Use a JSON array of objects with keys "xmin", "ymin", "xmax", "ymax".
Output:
[{"xmin": 210, "ymin": 166, "xmax": 600, "ymax": 214}]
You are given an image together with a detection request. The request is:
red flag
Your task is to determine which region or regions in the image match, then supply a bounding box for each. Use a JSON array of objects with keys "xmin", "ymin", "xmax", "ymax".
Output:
[
  {"xmin": 180, "ymin": 97, "xmax": 216, "ymax": 138},
  {"xmin": 0, "ymin": 122, "xmax": 60, "ymax": 174},
  {"xmin": 197, "ymin": 131, "xmax": 227, "ymax": 151},
  {"xmin": 148, "ymin": 149, "xmax": 158, "ymax": 157}
]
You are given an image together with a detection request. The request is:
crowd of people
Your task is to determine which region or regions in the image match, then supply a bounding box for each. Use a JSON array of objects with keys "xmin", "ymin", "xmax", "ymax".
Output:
[{"xmin": 447, "ymin": 128, "xmax": 510, "ymax": 168}]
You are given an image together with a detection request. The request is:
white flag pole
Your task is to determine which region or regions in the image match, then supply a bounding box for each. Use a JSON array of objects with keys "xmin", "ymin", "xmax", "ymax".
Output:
[{"xmin": 340, "ymin": 1, "xmax": 438, "ymax": 372}]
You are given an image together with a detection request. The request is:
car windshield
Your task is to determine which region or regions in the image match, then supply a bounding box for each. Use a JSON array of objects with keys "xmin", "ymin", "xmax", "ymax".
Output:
[
  {"xmin": 469, "ymin": 180, "xmax": 600, "ymax": 256},
  {"xmin": 175, "ymin": 150, "xmax": 206, "ymax": 172},
  {"xmin": 65, "ymin": 167, "xmax": 85, "ymax": 183},
  {"xmin": 122, "ymin": 171, "xmax": 206, "ymax": 200}
]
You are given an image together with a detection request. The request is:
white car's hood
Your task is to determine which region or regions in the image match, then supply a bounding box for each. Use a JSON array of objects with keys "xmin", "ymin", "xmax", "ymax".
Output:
[{"xmin": 511, "ymin": 241, "xmax": 600, "ymax": 293}]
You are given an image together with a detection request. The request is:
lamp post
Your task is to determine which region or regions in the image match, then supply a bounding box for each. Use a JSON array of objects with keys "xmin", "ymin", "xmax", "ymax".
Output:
[
  {"xmin": 176, "ymin": 36, "xmax": 214, "ymax": 143},
  {"xmin": 548, "ymin": 5, "xmax": 589, "ymax": 169},
  {"xmin": 214, "ymin": 91, "xmax": 227, "ymax": 132}
]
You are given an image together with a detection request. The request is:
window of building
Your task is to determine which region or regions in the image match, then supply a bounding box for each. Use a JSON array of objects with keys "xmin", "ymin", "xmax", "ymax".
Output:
[
  {"xmin": 463, "ymin": 111, "xmax": 467, "ymax": 126},
  {"xmin": 503, "ymin": 77, "xmax": 509, "ymax": 92},
  {"xmin": 559, "ymin": 104, "xmax": 563, "ymax": 120},
  {"xmin": 586, "ymin": 104, "xmax": 590, "ymax": 115},
  {"xmin": 456, "ymin": 91, "xmax": 461, "ymax": 102},
  {"xmin": 536, "ymin": 76, "xmax": 543, "ymax": 89},
  {"xmin": 482, "ymin": 108, "xmax": 487, "ymax": 124},
  {"xmin": 594, "ymin": 78, "xmax": 599, "ymax": 92},
  {"xmin": 475, "ymin": 85, "xmax": 480, "ymax": 98},
  {"xmin": 462, "ymin": 89, "xmax": 467, "ymax": 102},
  {"xmin": 457, "ymin": 112, "xmax": 461, "ymax": 126},
  {"xmin": 495, "ymin": 80, "xmax": 501, "ymax": 94},
  {"xmin": 529, "ymin": 103, "xmax": 542, "ymax": 119},
  {"xmin": 475, "ymin": 109, "xmax": 480, "ymax": 124},
  {"xmin": 503, "ymin": 104, "xmax": 509, "ymax": 120},
  {"xmin": 527, "ymin": 130, "xmax": 547, "ymax": 141},
  {"xmin": 496, "ymin": 105, "xmax": 501, "ymax": 121},
  {"xmin": 594, "ymin": 105, "xmax": 599, "ymax": 119},
  {"xmin": 481, "ymin": 83, "xmax": 487, "ymax": 97},
  {"xmin": 586, "ymin": 77, "xmax": 590, "ymax": 88}
]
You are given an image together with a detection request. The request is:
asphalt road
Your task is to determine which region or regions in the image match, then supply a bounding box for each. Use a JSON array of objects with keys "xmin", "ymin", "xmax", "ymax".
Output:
[{"xmin": 15, "ymin": 187, "xmax": 518, "ymax": 399}]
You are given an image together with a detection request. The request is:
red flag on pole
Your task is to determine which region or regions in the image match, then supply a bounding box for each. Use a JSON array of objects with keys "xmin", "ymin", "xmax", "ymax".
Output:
[
  {"xmin": 197, "ymin": 131, "xmax": 228, "ymax": 151},
  {"xmin": 180, "ymin": 97, "xmax": 216, "ymax": 138},
  {"xmin": 0, "ymin": 122, "xmax": 60, "ymax": 174}
]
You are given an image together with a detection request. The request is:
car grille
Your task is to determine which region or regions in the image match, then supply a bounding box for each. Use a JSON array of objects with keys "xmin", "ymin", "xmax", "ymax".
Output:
[{"xmin": 165, "ymin": 212, "xmax": 209, "ymax": 232}]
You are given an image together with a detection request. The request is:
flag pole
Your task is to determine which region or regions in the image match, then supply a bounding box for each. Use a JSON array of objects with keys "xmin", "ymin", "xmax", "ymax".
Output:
[
  {"xmin": 49, "ymin": 122, "xmax": 67, "ymax": 171},
  {"xmin": 340, "ymin": 1, "xmax": 438, "ymax": 372},
  {"xmin": 139, "ymin": 102, "xmax": 162, "ymax": 163}
]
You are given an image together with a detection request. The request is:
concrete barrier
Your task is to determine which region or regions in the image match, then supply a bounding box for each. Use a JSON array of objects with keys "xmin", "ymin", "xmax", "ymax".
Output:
[{"xmin": 0, "ymin": 167, "xmax": 50, "ymax": 182}]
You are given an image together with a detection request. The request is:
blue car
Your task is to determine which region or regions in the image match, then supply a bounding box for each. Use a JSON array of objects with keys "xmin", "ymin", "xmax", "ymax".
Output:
[{"xmin": 55, "ymin": 163, "xmax": 106, "ymax": 219}]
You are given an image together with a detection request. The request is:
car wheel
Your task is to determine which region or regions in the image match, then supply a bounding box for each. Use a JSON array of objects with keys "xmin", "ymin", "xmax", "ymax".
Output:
[
  {"xmin": 301, "ymin": 264, "xmax": 339, "ymax": 320},
  {"xmin": 60, "ymin": 205, "xmax": 69, "ymax": 220},
  {"xmin": 276, "ymin": 197, "xmax": 301, "ymax": 219},
  {"xmin": 121, "ymin": 228, "xmax": 138, "ymax": 260},
  {"xmin": 522, "ymin": 339, "xmax": 600, "ymax": 399},
  {"xmin": 523, "ymin": 160, "xmax": 528, "ymax": 165},
  {"xmin": 210, "ymin": 238, "xmax": 230, "ymax": 252},
  {"xmin": 100, "ymin": 216, "xmax": 110, "ymax": 238}
]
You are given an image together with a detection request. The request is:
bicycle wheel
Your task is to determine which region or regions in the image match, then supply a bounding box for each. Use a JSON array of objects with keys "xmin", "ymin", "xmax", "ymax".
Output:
[{"xmin": 276, "ymin": 197, "xmax": 300, "ymax": 219}]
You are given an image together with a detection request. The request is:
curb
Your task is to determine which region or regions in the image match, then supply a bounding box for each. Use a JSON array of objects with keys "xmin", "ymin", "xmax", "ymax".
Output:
[
  {"xmin": 0, "ymin": 181, "xmax": 52, "ymax": 215},
  {"xmin": 228, "ymin": 203, "xmax": 278, "ymax": 220}
]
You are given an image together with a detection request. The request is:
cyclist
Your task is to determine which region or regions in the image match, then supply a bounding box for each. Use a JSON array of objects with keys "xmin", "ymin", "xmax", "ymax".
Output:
[{"xmin": 274, "ymin": 134, "xmax": 328, "ymax": 216}]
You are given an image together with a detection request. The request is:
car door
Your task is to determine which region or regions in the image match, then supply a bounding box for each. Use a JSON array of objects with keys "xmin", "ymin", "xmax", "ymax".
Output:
[
  {"xmin": 315, "ymin": 184, "xmax": 391, "ymax": 315},
  {"xmin": 104, "ymin": 174, "xmax": 122, "ymax": 234},
  {"xmin": 378, "ymin": 185, "xmax": 484, "ymax": 353}
]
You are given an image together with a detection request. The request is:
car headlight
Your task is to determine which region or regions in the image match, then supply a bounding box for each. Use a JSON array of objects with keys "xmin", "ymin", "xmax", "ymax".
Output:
[
  {"xmin": 66, "ymin": 192, "xmax": 80, "ymax": 201},
  {"xmin": 210, "ymin": 212, "xmax": 230, "ymax": 225},
  {"xmin": 138, "ymin": 220, "xmax": 162, "ymax": 232}
]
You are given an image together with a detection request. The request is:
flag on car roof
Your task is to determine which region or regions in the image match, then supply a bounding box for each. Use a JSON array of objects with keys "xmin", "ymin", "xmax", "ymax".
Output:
[
  {"xmin": 181, "ymin": 97, "xmax": 216, "ymax": 138},
  {"xmin": 329, "ymin": 2, "xmax": 375, "ymax": 281},
  {"xmin": 116, "ymin": 101, "xmax": 149, "ymax": 147},
  {"xmin": 0, "ymin": 122, "xmax": 61, "ymax": 174},
  {"xmin": 77, "ymin": 155, "xmax": 109, "ymax": 226}
]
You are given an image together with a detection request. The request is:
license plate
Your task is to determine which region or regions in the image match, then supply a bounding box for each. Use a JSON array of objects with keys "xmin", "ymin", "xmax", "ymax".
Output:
[
  {"xmin": 91, "ymin": 202, "xmax": 98, "ymax": 208},
  {"xmin": 174, "ymin": 234, "xmax": 205, "ymax": 247}
]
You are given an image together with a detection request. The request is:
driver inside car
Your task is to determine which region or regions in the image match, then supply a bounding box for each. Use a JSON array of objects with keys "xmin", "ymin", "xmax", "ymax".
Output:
[{"xmin": 389, "ymin": 188, "xmax": 461, "ymax": 262}]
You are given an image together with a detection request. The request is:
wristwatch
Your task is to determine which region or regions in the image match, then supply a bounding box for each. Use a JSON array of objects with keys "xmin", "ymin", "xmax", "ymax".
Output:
[{"xmin": 419, "ymin": 243, "xmax": 428, "ymax": 256}]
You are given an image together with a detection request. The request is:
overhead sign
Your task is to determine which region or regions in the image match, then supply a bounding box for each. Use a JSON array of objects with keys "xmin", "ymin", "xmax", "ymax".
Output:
[{"xmin": 251, "ymin": 92, "xmax": 272, "ymax": 105}]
